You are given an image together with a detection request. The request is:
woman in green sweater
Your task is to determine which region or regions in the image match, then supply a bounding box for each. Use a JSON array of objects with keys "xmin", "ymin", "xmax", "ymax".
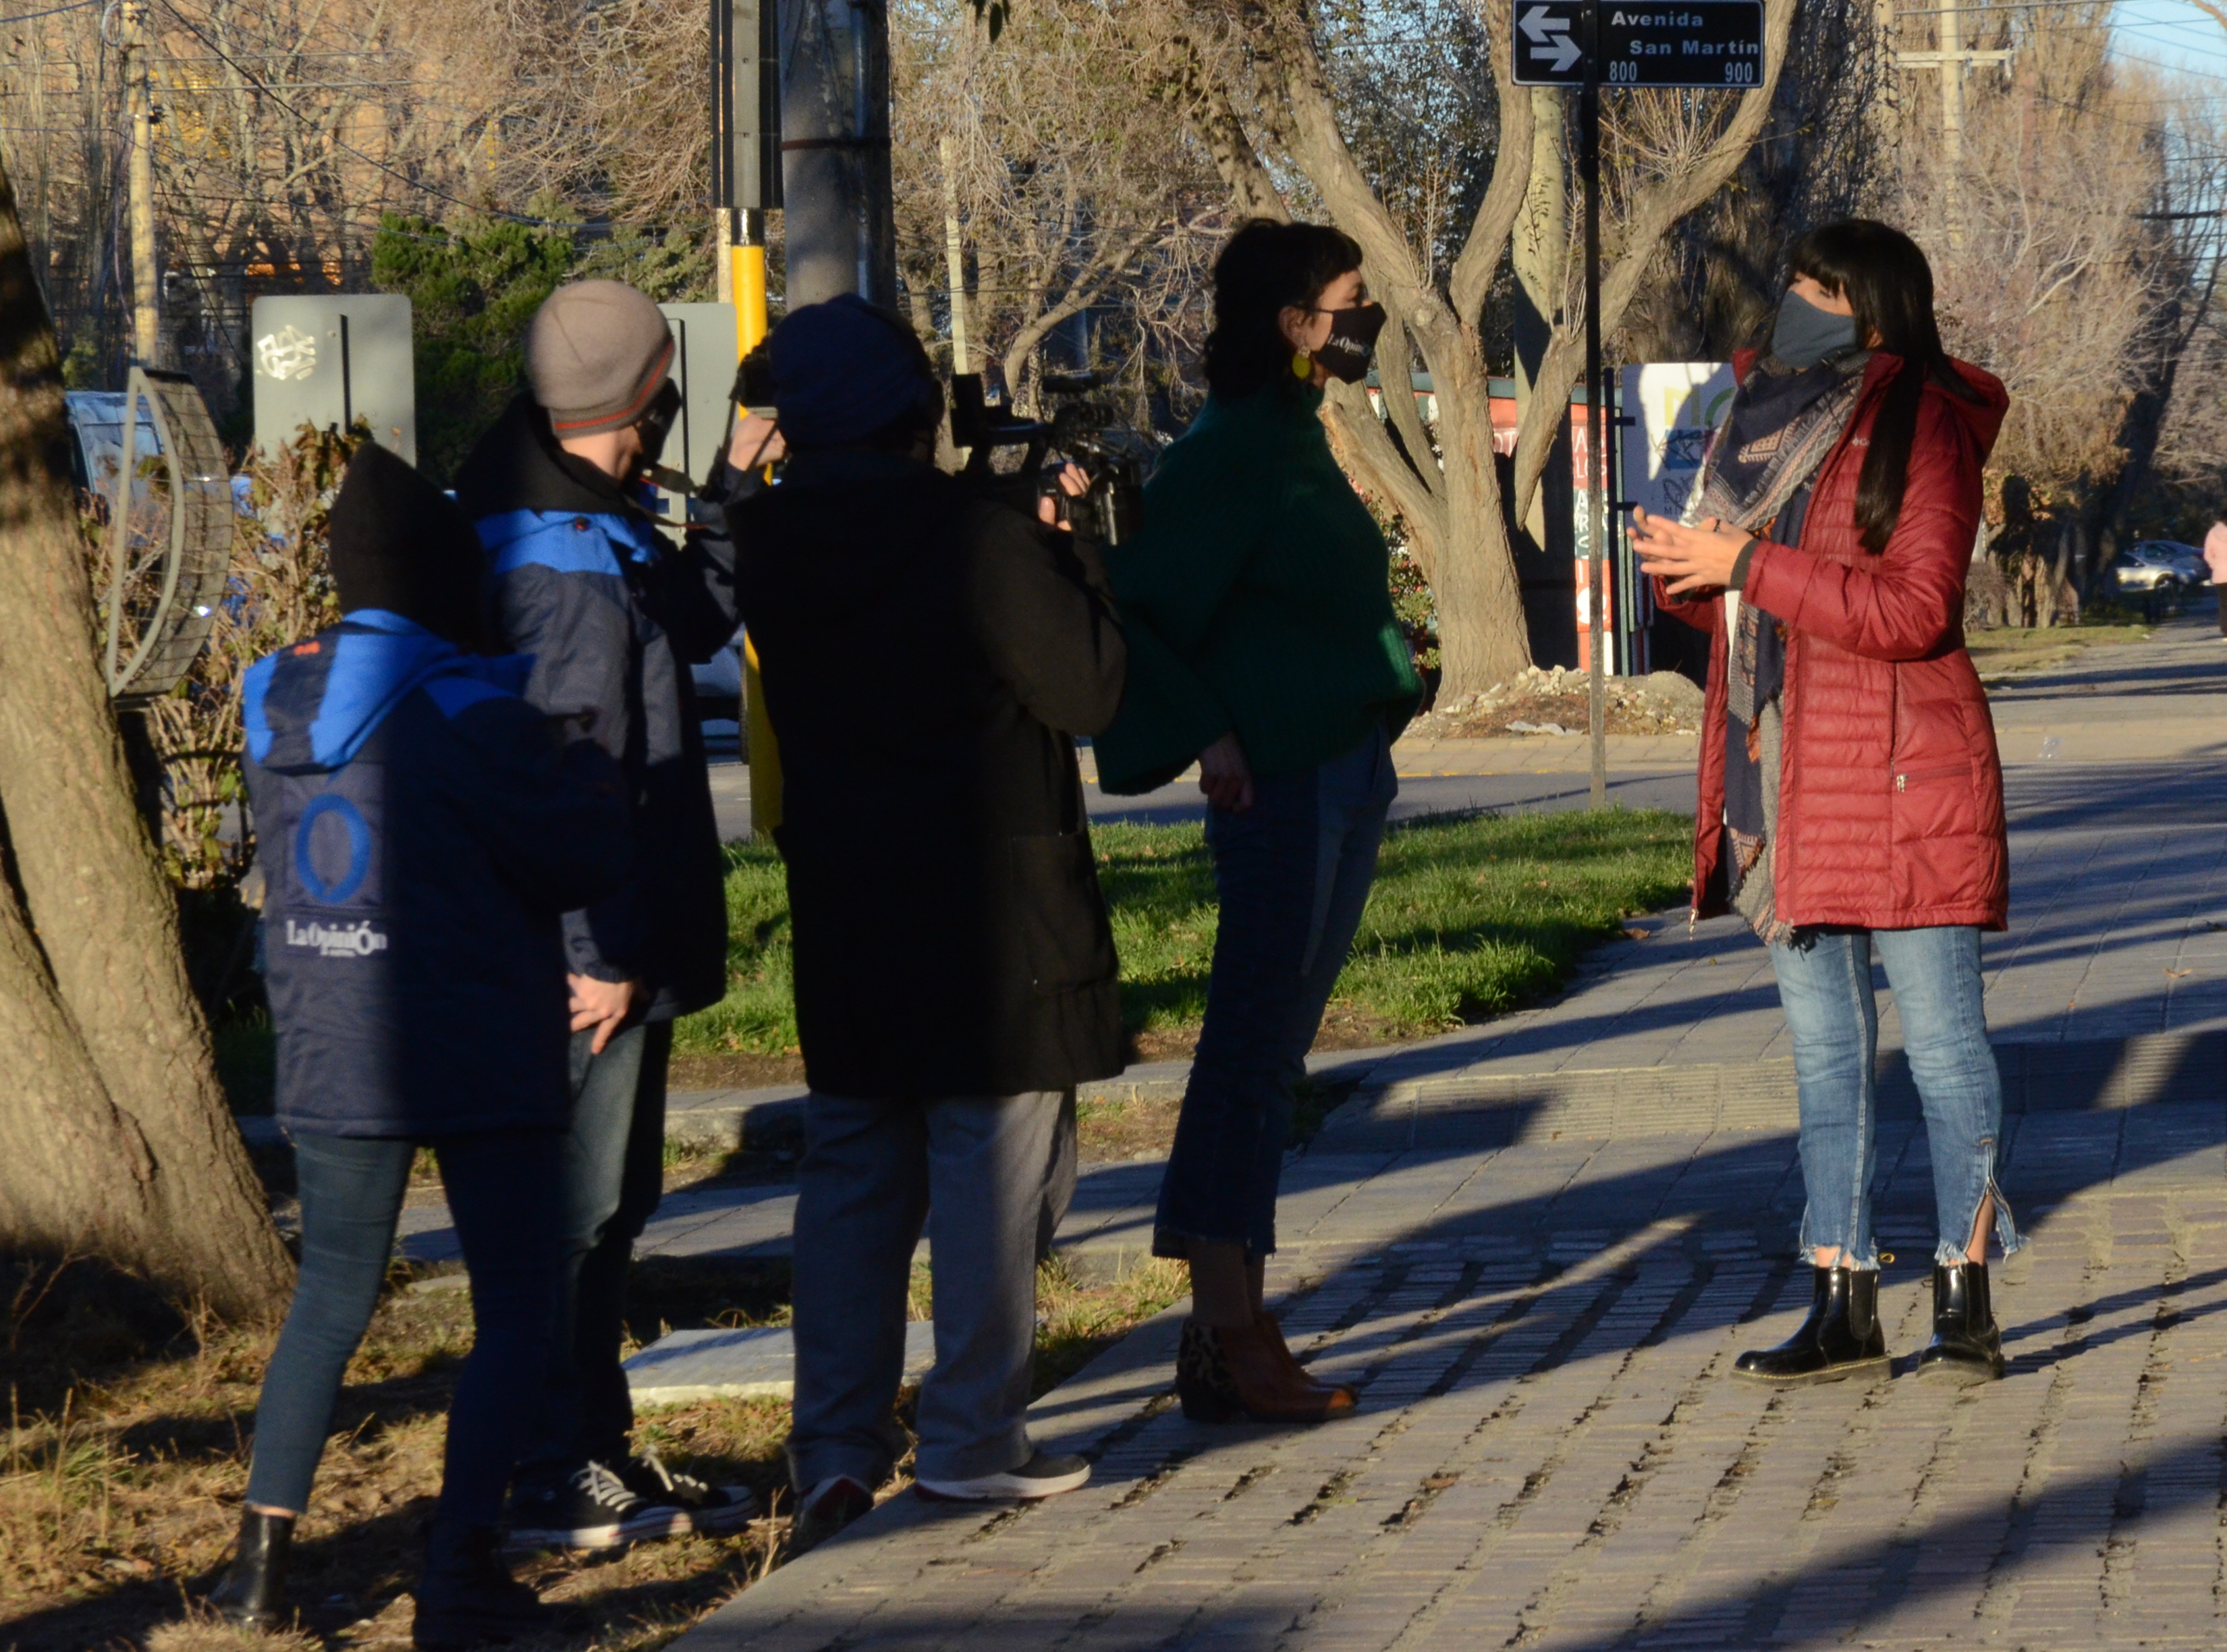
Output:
[{"xmin": 1096, "ymin": 219, "xmax": 1420, "ymax": 1425}]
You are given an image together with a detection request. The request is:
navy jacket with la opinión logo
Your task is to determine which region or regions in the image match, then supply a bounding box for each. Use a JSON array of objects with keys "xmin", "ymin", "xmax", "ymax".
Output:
[{"xmin": 242, "ymin": 609, "xmax": 630, "ymax": 1138}]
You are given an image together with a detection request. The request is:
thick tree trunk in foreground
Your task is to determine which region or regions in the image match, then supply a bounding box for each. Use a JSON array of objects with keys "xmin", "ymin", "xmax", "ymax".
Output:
[{"xmin": 0, "ymin": 150, "xmax": 292, "ymax": 1319}]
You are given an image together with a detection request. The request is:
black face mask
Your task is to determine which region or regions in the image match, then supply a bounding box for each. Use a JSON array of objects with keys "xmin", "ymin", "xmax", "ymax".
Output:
[{"xmin": 1313, "ymin": 302, "xmax": 1388, "ymax": 384}]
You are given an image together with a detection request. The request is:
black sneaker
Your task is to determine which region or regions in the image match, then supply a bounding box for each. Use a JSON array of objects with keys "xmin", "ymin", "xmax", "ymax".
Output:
[
  {"xmin": 507, "ymin": 1461, "xmax": 686, "ymax": 1551},
  {"xmin": 613, "ymin": 1452, "xmax": 761, "ymax": 1535},
  {"xmin": 914, "ymin": 1450, "xmax": 1092, "ymax": 1503}
]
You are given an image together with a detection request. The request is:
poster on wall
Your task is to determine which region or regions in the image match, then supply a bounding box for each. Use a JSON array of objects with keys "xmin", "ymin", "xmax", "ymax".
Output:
[{"xmin": 1620, "ymin": 362, "xmax": 1735, "ymax": 525}]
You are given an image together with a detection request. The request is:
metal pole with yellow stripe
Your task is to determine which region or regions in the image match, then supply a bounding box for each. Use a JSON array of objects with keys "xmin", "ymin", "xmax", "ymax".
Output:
[{"xmin": 712, "ymin": 0, "xmax": 783, "ymax": 836}]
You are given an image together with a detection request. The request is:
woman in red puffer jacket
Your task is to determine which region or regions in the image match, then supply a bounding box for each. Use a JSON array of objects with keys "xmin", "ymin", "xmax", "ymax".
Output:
[{"xmin": 1634, "ymin": 221, "xmax": 2016, "ymax": 1390}]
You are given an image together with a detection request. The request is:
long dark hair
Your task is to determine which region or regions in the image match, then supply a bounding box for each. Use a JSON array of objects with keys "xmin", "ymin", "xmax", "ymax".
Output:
[
  {"xmin": 1203, "ymin": 219, "xmax": 1363, "ymax": 402},
  {"xmin": 1786, "ymin": 219, "xmax": 1982, "ymax": 552}
]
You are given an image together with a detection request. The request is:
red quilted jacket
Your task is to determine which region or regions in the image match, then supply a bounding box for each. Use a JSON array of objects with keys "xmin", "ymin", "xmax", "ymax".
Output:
[{"xmin": 1657, "ymin": 349, "xmax": 2010, "ymax": 931}]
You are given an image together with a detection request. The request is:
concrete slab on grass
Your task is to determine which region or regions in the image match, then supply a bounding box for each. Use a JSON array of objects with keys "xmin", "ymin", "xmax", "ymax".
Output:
[{"xmin": 624, "ymin": 1320, "xmax": 936, "ymax": 1405}]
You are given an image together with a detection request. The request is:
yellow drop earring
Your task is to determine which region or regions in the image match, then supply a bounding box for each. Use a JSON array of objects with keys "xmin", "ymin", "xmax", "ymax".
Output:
[{"xmin": 1291, "ymin": 349, "xmax": 1314, "ymax": 379}]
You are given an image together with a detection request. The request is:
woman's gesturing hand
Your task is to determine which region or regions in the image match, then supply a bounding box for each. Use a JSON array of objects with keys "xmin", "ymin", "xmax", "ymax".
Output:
[
  {"xmin": 1632, "ymin": 507, "xmax": 1753, "ymax": 597},
  {"xmin": 1198, "ymin": 732, "xmax": 1255, "ymax": 815}
]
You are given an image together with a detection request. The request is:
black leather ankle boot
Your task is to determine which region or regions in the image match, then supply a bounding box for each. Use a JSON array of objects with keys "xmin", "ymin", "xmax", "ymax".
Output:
[
  {"xmin": 1732, "ymin": 1265, "xmax": 1890, "ymax": 1385},
  {"xmin": 1913, "ymin": 1261, "xmax": 2004, "ymax": 1383},
  {"xmin": 207, "ymin": 1507, "xmax": 293, "ymax": 1627},
  {"xmin": 412, "ymin": 1518, "xmax": 555, "ymax": 1649}
]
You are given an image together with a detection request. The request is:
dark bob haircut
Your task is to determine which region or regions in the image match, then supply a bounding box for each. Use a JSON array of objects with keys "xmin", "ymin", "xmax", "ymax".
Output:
[
  {"xmin": 1203, "ymin": 219, "xmax": 1364, "ymax": 402},
  {"xmin": 1786, "ymin": 219, "xmax": 1983, "ymax": 553}
]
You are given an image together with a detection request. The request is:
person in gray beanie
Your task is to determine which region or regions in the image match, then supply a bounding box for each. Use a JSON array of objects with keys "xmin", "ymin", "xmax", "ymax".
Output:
[
  {"xmin": 730, "ymin": 296, "xmax": 1126, "ymax": 1548},
  {"xmin": 453, "ymin": 279, "xmax": 761, "ymax": 1550}
]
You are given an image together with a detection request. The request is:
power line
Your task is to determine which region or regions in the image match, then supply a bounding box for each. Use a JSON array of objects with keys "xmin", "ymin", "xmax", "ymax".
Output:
[{"xmin": 148, "ymin": 0, "xmax": 571, "ymax": 228}]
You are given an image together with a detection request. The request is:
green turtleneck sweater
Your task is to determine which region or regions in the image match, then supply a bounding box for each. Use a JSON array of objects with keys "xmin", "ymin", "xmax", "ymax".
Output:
[{"xmin": 1093, "ymin": 385, "xmax": 1421, "ymax": 794}]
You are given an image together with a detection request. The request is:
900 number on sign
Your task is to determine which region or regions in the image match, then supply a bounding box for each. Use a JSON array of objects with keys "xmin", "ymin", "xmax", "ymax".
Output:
[{"xmin": 1723, "ymin": 60, "xmax": 1756, "ymax": 82}]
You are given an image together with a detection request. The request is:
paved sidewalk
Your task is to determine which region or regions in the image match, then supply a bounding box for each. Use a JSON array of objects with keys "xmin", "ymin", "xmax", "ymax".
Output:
[{"xmin": 658, "ymin": 620, "xmax": 2227, "ymax": 1651}]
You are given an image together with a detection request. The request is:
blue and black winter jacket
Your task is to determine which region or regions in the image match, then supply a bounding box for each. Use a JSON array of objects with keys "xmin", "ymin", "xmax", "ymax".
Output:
[
  {"xmin": 242, "ymin": 609, "xmax": 630, "ymax": 1137},
  {"xmin": 456, "ymin": 397, "xmax": 740, "ymax": 1021}
]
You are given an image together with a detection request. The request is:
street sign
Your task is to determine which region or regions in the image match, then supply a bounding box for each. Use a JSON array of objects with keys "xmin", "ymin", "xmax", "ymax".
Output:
[{"xmin": 1513, "ymin": 1, "xmax": 1765, "ymax": 88}]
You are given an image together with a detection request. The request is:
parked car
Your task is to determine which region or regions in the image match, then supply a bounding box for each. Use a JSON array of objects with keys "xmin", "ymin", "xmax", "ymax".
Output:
[
  {"xmin": 2128, "ymin": 539, "xmax": 2207, "ymax": 584},
  {"xmin": 2109, "ymin": 546, "xmax": 2188, "ymax": 594},
  {"xmin": 692, "ymin": 632, "xmax": 744, "ymax": 724}
]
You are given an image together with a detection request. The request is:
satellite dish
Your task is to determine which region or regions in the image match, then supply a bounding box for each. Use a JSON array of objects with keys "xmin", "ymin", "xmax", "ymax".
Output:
[{"xmin": 99, "ymin": 366, "xmax": 230, "ymax": 703}]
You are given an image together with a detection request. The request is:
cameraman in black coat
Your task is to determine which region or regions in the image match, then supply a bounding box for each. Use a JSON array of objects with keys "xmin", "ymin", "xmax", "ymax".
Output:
[{"xmin": 731, "ymin": 296, "xmax": 1126, "ymax": 1539}]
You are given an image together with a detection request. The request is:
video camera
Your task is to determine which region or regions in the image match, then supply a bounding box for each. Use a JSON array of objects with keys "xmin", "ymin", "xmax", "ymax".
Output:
[{"xmin": 949, "ymin": 370, "xmax": 1157, "ymax": 547}]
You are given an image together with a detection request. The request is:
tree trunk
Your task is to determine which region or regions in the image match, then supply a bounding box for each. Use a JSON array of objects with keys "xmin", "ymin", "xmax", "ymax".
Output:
[
  {"xmin": 1431, "ymin": 348, "xmax": 1535, "ymax": 690},
  {"xmin": 0, "ymin": 146, "xmax": 292, "ymax": 1319},
  {"xmin": 1512, "ymin": 88, "xmax": 1566, "ymax": 548}
]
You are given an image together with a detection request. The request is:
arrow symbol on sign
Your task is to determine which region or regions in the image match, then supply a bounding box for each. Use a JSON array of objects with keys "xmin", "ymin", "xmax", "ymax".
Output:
[
  {"xmin": 1519, "ymin": 4, "xmax": 1584, "ymax": 71},
  {"xmin": 1519, "ymin": 4, "xmax": 1566, "ymax": 43}
]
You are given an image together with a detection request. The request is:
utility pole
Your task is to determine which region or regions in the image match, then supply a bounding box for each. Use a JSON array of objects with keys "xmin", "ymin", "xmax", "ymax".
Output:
[
  {"xmin": 779, "ymin": 0, "xmax": 895, "ymax": 308},
  {"xmin": 122, "ymin": 0, "xmax": 159, "ymax": 364},
  {"xmin": 1888, "ymin": 0, "xmax": 2012, "ymax": 244},
  {"xmin": 939, "ymin": 134, "xmax": 970, "ymax": 375}
]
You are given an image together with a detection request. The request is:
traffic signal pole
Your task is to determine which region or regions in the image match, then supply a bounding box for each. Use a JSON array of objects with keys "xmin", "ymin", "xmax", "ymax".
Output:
[
  {"xmin": 778, "ymin": 0, "xmax": 896, "ymax": 308},
  {"xmin": 711, "ymin": 0, "xmax": 783, "ymax": 831}
]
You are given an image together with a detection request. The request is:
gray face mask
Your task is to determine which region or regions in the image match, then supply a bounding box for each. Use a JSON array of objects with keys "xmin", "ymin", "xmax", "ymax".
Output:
[{"xmin": 1771, "ymin": 289, "xmax": 1861, "ymax": 369}]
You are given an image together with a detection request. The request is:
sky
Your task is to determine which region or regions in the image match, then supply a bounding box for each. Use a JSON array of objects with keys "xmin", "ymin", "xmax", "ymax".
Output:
[{"xmin": 2110, "ymin": 0, "xmax": 2227, "ymax": 90}]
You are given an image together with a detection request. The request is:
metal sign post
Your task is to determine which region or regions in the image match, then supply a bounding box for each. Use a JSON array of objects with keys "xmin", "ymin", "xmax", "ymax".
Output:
[
  {"xmin": 1514, "ymin": 0, "xmax": 1765, "ymax": 808},
  {"xmin": 1578, "ymin": 0, "xmax": 1607, "ymax": 810}
]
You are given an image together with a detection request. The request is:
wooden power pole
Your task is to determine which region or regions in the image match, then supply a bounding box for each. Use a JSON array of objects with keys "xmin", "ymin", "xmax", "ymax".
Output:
[
  {"xmin": 1888, "ymin": 0, "xmax": 2012, "ymax": 242},
  {"xmin": 122, "ymin": 0, "xmax": 159, "ymax": 364},
  {"xmin": 939, "ymin": 134, "xmax": 970, "ymax": 375}
]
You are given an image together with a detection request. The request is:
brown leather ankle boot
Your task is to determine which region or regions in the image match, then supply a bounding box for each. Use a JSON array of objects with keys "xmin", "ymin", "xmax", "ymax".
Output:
[
  {"xmin": 1255, "ymin": 1311, "xmax": 1357, "ymax": 1404},
  {"xmin": 1177, "ymin": 1318, "xmax": 1358, "ymax": 1424}
]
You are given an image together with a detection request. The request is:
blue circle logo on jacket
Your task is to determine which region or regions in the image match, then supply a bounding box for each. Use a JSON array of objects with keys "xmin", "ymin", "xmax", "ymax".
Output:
[{"xmin": 294, "ymin": 793, "xmax": 373, "ymax": 903}]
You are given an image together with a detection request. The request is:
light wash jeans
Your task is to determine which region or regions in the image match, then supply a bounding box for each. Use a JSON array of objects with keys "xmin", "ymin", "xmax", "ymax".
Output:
[
  {"xmin": 1769, "ymin": 925, "xmax": 2022, "ymax": 1269},
  {"xmin": 1154, "ymin": 725, "xmax": 1398, "ymax": 1260},
  {"xmin": 786, "ymin": 1090, "xmax": 1077, "ymax": 1491}
]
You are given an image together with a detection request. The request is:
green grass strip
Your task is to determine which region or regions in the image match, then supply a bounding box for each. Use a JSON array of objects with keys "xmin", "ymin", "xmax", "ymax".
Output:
[{"xmin": 673, "ymin": 807, "xmax": 1693, "ymax": 1059}]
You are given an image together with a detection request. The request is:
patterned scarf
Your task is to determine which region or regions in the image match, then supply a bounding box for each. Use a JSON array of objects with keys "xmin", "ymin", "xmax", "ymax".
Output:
[{"xmin": 1684, "ymin": 353, "xmax": 1868, "ymax": 944}]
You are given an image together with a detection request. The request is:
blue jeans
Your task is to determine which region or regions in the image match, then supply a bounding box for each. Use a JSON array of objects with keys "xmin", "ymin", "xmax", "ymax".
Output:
[
  {"xmin": 1769, "ymin": 925, "xmax": 2021, "ymax": 1269},
  {"xmin": 517, "ymin": 1020, "xmax": 669, "ymax": 1489},
  {"xmin": 1155, "ymin": 726, "xmax": 1397, "ymax": 1259},
  {"xmin": 246, "ymin": 1129, "xmax": 563, "ymax": 1524}
]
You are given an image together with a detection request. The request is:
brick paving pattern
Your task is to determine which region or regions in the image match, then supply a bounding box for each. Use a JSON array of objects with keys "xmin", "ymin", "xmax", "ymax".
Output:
[{"xmin": 658, "ymin": 621, "xmax": 2227, "ymax": 1651}]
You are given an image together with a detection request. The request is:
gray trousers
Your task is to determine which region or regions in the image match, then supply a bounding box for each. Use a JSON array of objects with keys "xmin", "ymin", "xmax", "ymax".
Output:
[{"xmin": 787, "ymin": 1089, "xmax": 1076, "ymax": 1490}]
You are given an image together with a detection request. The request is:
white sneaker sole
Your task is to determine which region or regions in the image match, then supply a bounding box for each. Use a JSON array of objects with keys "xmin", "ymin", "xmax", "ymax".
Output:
[
  {"xmin": 914, "ymin": 1464, "xmax": 1091, "ymax": 1502},
  {"xmin": 507, "ymin": 1504, "xmax": 688, "ymax": 1551}
]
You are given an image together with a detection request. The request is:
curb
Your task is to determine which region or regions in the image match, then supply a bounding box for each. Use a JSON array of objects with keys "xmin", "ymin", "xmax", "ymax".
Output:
[
  {"xmin": 233, "ymin": 1032, "xmax": 2223, "ymax": 1157},
  {"xmin": 1323, "ymin": 1030, "xmax": 2227, "ymax": 1151}
]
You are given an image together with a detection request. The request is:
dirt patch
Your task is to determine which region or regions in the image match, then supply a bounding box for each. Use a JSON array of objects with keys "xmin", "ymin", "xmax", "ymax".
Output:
[
  {"xmin": 0, "ymin": 1238, "xmax": 1180, "ymax": 1651},
  {"xmin": 1411, "ymin": 665, "xmax": 1704, "ymax": 738},
  {"xmin": 1122, "ymin": 1003, "xmax": 1411, "ymax": 1070},
  {"xmin": 1077, "ymin": 1095, "xmax": 1184, "ymax": 1163}
]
